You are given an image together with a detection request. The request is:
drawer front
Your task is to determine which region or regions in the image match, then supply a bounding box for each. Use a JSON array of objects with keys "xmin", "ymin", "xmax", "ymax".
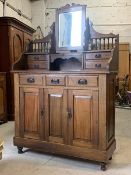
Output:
[
  {"xmin": 46, "ymin": 75, "xmax": 65, "ymax": 86},
  {"xmin": 28, "ymin": 54, "xmax": 49, "ymax": 61},
  {"xmin": 68, "ymin": 76, "xmax": 98, "ymax": 87},
  {"xmin": 85, "ymin": 61, "xmax": 108, "ymax": 69},
  {"xmin": 85, "ymin": 52, "xmax": 111, "ymax": 60},
  {"xmin": 28, "ymin": 61, "xmax": 49, "ymax": 69},
  {"xmin": 20, "ymin": 75, "xmax": 43, "ymax": 85}
]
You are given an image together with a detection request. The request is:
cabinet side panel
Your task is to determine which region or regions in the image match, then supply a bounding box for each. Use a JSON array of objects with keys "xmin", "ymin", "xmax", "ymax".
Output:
[
  {"xmin": 0, "ymin": 26, "xmax": 10, "ymax": 71},
  {"xmin": 106, "ymin": 75, "xmax": 115, "ymax": 145},
  {"xmin": 99, "ymin": 75, "xmax": 107, "ymax": 150},
  {"xmin": 92, "ymin": 90, "xmax": 99, "ymax": 145},
  {"xmin": 14, "ymin": 73, "xmax": 20, "ymax": 137}
]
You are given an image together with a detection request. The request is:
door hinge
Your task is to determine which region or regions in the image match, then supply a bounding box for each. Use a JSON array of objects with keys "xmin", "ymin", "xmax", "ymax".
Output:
[{"xmin": 41, "ymin": 108, "xmax": 45, "ymax": 117}]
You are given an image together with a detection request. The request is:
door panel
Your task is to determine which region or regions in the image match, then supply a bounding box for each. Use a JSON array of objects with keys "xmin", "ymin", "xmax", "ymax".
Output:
[
  {"xmin": 49, "ymin": 94, "xmax": 63, "ymax": 137},
  {"xmin": 107, "ymin": 75, "xmax": 115, "ymax": 143},
  {"xmin": 74, "ymin": 95, "xmax": 92, "ymax": 141},
  {"xmin": 68, "ymin": 89, "xmax": 99, "ymax": 148},
  {"xmin": 45, "ymin": 89, "xmax": 67, "ymax": 144},
  {"xmin": 13, "ymin": 34, "xmax": 23, "ymax": 62},
  {"xmin": 20, "ymin": 87, "xmax": 44, "ymax": 139},
  {"xmin": 24, "ymin": 93, "xmax": 39, "ymax": 133},
  {"xmin": 9, "ymin": 27, "xmax": 23, "ymax": 64}
]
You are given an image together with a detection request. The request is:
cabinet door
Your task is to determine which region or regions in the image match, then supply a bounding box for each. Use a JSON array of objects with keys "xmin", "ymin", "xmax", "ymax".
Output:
[
  {"xmin": 68, "ymin": 89, "xmax": 99, "ymax": 148},
  {"xmin": 20, "ymin": 87, "xmax": 45, "ymax": 140},
  {"xmin": 0, "ymin": 76, "xmax": 7, "ymax": 122},
  {"xmin": 45, "ymin": 89, "xmax": 67, "ymax": 144},
  {"xmin": 9, "ymin": 27, "xmax": 23, "ymax": 64}
]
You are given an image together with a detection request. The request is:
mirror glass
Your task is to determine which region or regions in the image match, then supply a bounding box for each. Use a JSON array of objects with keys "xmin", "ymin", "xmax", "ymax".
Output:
[{"xmin": 59, "ymin": 10, "xmax": 82, "ymax": 48}]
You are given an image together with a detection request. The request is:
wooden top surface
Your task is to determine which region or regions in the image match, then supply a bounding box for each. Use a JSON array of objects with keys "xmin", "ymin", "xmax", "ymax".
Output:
[{"xmin": 11, "ymin": 69, "xmax": 117, "ymax": 74}]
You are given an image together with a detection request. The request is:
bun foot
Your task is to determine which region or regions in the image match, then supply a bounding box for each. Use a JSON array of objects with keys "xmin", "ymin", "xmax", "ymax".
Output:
[
  {"xmin": 17, "ymin": 147, "xmax": 24, "ymax": 154},
  {"xmin": 101, "ymin": 162, "xmax": 107, "ymax": 171},
  {"xmin": 109, "ymin": 157, "xmax": 112, "ymax": 160}
]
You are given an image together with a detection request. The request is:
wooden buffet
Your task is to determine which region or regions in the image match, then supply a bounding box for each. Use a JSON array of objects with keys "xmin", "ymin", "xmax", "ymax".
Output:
[{"xmin": 12, "ymin": 4, "xmax": 119, "ymax": 171}]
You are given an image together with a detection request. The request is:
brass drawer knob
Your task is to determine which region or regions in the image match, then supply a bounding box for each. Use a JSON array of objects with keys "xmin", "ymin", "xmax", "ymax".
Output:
[
  {"xmin": 27, "ymin": 77, "xmax": 35, "ymax": 83},
  {"xmin": 34, "ymin": 64, "xmax": 40, "ymax": 69},
  {"xmin": 95, "ymin": 64, "xmax": 101, "ymax": 68},
  {"xmin": 95, "ymin": 54, "xmax": 101, "ymax": 58},
  {"xmin": 78, "ymin": 79, "xmax": 87, "ymax": 85},
  {"xmin": 51, "ymin": 79, "xmax": 59, "ymax": 84}
]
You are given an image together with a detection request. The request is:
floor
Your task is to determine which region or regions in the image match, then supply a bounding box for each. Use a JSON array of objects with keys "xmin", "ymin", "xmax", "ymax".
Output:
[{"xmin": 0, "ymin": 108, "xmax": 131, "ymax": 175}]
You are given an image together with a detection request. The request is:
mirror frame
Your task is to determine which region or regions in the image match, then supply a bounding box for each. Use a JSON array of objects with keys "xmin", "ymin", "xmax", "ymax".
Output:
[{"xmin": 55, "ymin": 4, "xmax": 86, "ymax": 52}]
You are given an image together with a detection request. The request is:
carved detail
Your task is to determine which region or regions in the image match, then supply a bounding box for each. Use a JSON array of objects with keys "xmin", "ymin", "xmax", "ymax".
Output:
[
  {"xmin": 58, "ymin": 3, "xmax": 83, "ymax": 10},
  {"xmin": 84, "ymin": 19, "xmax": 119, "ymax": 51}
]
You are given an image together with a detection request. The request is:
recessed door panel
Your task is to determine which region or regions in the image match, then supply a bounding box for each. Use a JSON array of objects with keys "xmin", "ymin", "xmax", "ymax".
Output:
[
  {"xmin": 49, "ymin": 94, "xmax": 63, "ymax": 137},
  {"xmin": 9, "ymin": 27, "xmax": 23, "ymax": 64},
  {"xmin": 24, "ymin": 92, "xmax": 39, "ymax": 133},
  {"xmin": 68, "ymin": 89, "xmax": 99, "ymax": 148},
  {"xmin": 74, "ymin": 95, "xmax": 92, "ymax": 141},
  {"xmin": 20, "ymin": 87, "xmax": 44, "ymax": 139},
  {"xmin": 45, "ymin": 89, "xmax": 67, "ymax": 144}
]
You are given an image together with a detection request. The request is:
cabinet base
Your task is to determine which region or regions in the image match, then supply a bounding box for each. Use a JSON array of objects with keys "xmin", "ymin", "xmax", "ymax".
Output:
[
  {"xmin": 14, "ymin": 137, "xmax": 115, "ymax": 165},
  {"xmin": 101, "ymin": 162, "xmax": 107, "ymax": 171}
]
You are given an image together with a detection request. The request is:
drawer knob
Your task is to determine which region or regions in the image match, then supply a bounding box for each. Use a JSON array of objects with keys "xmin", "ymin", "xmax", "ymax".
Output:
[
  {"xmin": 95, "ymin": 64, "xmax": 101, "ymax": 68},
  {"xmin": 27, "ymin": 77, "xmax": 35, "ymax": 83},
  {"xmin": 34, "ymin": 64, "xmax": 39, "ymax": 69},
  {"xmin": 78, "ymin": 79, "xmax": 87, "ymax": 85},
  {"xmin": 51, "ymin": 79, "xmax": 59, "ymax": 84},
  {"xmin": 34, "ymin": 56, "xmax": 39, "ymax": 60},
  {"xmin": 67, "ymin": 109, "xmax": 72, "ymax": 119},
  {"xmin": 95, "ymin": 54, "xmax": 101, "ymax": 58}
]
